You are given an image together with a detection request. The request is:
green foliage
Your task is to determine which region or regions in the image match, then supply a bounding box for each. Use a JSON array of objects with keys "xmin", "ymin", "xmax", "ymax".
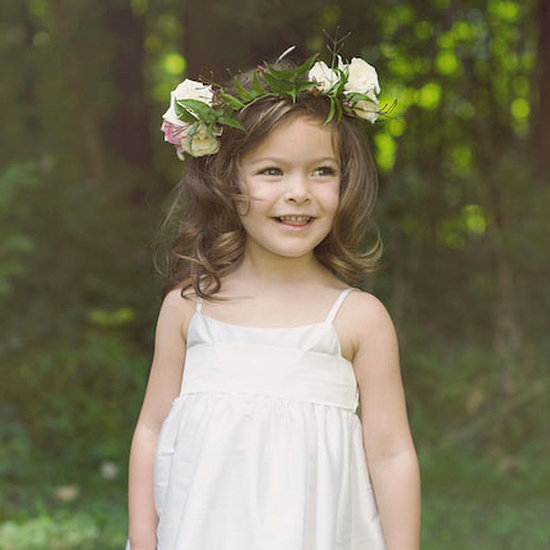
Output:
[
  {"xmin": 0, "ymin": 469, "xmax": 128, "ymax": 548},
  {"xmin": 0, "ymin": 403, "xmax": 32, "ymax": 479},
  {"xmin": 0, "ymin": 514, "xmax": 100, "ymax": 549},
  {"xmin": 4, "ymin": 328, "xmax": 147, "ymax": 461},
  {"xmin": 162, "ymin": 52, "xmax": 186, "ymax": 75},
  {"xmin": 0, "ymin": 161, "xmax": 43, "ymax": 295},
  {"xmin": 0, "ymin": 0, "xmax": 547, "ymax": 544},
  {"xmin": 176, "ymin": 54, "xmax": 325, "ymax": 140},
  {"xmin": 405, "ymin": 331, "xmax": 548, "ymax": 454},
  {"xmin": 0, "ymin": 157, "xmax": 159, "ymax": 467}
]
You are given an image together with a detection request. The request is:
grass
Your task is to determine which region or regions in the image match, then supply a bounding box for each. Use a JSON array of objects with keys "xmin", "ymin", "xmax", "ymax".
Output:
[
  {"xmin": 1, "ymin": 446, "xmax": 548, "ymax": 549},
  {"xmin": 0, "ymin": 455, "xmax": 127, "ymax": 549}
]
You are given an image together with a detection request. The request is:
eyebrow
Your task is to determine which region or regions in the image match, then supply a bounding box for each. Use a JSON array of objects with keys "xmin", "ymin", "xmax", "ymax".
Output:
[{"xmin": 246, "ymin": 156, "xmax": 339, "ymax": 166}]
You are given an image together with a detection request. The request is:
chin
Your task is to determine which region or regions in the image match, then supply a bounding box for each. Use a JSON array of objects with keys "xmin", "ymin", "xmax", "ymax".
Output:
[{"xmin": 273, "ymin": 243, "xmax": 327, "ymax": 259}]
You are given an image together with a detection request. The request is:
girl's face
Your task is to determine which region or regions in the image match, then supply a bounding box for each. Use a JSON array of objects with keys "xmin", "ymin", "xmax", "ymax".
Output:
[{"xmin": 238, "ymin": 116, "xmax": 340, "ymax": 263}]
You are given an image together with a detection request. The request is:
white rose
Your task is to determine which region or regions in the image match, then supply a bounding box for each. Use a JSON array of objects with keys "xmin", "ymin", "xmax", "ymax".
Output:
[
  {"xmin": 344, "ymin": 57, "xmax": 381, "ymax": 96},
  {"xmin": 308, "ymin": 61, "xmax": 340, "ymax": 92},
  {"xmin": 181, "ymin": 123, "xmax": 220, "ymax": 157},
  {"xmin": 162, "ymin": 78, "xmax": 214, "ymax": 126},
  {"xmin": 351, "ymin": 98, "xmax": 380, "ymax": 123}
]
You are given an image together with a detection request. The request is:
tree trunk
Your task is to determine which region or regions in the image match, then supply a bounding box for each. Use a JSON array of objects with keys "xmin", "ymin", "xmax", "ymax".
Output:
[
  {"xmin": 477, "ymin": 154, "xmax": 523, "ymax": 396},
  {"xmin": 20, "ymin": 4, "xmax": 39, "ymax": 138},
  {"xmin": 49, "ymin": 0, "xmax": 106, "ymax": 187},
  {"xmin": 103, "ymin": 5, "xmax": 152, "ymax": 170},
  {"xmin": 470, "ymin": 38, "xmax": 525, "ymax": 395},
  {"xmin": 534, "ymin": 0, "xmax": 550, "ymax": 181}
]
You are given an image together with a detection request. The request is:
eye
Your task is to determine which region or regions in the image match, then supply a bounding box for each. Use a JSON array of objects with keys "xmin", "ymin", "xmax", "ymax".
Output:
[
  {"xmin": 313, "ymin": 166, "xmax": 337, "ymax": 177},
  {"xmin": 259, "ymin": 167, "xmax": 282, "ymax": 176}
]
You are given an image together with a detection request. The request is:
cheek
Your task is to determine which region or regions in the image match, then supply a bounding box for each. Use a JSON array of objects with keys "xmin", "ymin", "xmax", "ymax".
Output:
[
  {"xmin": 236, "ymin": 194, "xmax": 268, "ymax": 222},
  {"xmin": 324, "ymin": 184, "xmax": 341, "ymax": 216}
]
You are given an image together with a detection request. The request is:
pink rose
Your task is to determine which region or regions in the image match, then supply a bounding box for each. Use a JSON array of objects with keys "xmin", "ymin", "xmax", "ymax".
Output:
[{"xmin": 161, "ymin": 120, "xmax": 190, "ymax": 146}]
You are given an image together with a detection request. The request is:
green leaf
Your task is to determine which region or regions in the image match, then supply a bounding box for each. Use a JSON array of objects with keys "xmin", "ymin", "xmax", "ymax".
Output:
[
  {"xmin": 174, "ymin": 102, "xmax": 198, "ymax": 124},
  {"xmin": 325, "ymin": 97, "xmax": 336, "ymax": 124},
  {"xmin": 334, "ymin": 98, "xmax": 343, "ymax": 122},
  {"xmin": 264, "ymin": 63, "xmax": 294, "ymax": 80},
  {"xmin": 345, "ymin": 92, "xmax": 363, "ymax": 102},
  {"xmin": 233, "ymin": 77, "xmax": 254, "ymax": 102},
  {"xmin": 251, "ymin": 72, "xmax": 267, "ymax": 97},
  {"xmin": 218, "ymin": 91, "xmax": 245, "ymax": 110},
  {"xmin": 205, "ymin": 124, "xmax": 218, "ymax": 139},
  {"xmin": 218, "ymin": 116, "xmax": 245, "ymax": 131},
  {"xmin": 177, "ymin": 99, "xmax": 216, "ymax": 123},
  {"xmin": 301, "ymin": 53, "xmax": 319, "ymax": 72},
  {"xmin": 346, "ymin": 92, "xmax": 376, "ymax": 103},
  {"xmin": 187, "ymin": 123, "xmax": 199, "ymax": 151},
  {"xmin": 263, "ymin": 72, "xmax": 295, "ymax": 93},
  {"xmin": 239, "ymin": 92, "xmax": 276, "ymax": 113},
  {"xmin": 331, "ymin": 72, "xmax": 348, "ymax": 96},
  {"xmin": 296, "ymin": 80, "xmax": 315, "ymax": 94}
]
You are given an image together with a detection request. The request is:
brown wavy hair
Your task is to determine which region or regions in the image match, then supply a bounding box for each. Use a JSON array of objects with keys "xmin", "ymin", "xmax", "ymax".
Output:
[{"xmin": 157, "ymin": 65, "xmax": 383, "ymax": 300}]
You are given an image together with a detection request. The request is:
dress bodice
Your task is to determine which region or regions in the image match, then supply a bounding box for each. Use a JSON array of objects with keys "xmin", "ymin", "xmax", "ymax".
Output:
[{"xmin": 179, "ymin": 288, "xmax": 359, "ymax": 411}]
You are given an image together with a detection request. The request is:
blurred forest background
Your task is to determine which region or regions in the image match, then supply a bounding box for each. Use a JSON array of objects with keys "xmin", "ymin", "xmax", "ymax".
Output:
[{"xmin": 1, "ymin": 0, "xmax": 549, "ymax": 548}]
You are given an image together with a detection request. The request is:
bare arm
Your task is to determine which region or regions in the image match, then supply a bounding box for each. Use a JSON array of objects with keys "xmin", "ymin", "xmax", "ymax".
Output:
[
  {"xmin": 127, "ymin": 288, "xmax": 191, "ymax": 550},
  {"xmin": 351, "ymin": 293, "xmax": 421, "ymax": 550}
]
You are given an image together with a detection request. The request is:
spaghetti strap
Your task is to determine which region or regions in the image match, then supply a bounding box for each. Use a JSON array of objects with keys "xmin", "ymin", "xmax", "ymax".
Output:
[
  {"xmin": 195, "ymin": 299, "xmax": 203, "ymax": 313},
  {"xmin": 325, "ymin": 288, "xmax": 355, "ymax": 324}
]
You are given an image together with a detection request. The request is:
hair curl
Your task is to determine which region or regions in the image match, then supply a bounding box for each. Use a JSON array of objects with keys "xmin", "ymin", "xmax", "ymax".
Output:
[{"xmin": 157, "ymin": 66, "xmax": 383, "ymax": 300}]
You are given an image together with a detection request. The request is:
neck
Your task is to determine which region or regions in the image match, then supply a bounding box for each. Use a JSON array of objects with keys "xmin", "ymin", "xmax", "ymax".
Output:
[{"xmin": 235, "ymin": 247, "xmax": 326, "ymax": 288}]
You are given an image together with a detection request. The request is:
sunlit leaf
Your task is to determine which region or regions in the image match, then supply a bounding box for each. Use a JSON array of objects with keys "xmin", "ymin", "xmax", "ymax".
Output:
[
  {"xmin": 374, "ymin": 133, "xmax": 396, "ymax": 173},
  {"xmin": 414, "ymin": 21, "xmax": 433, "ymax": 40},
  {"xmin": 436, "ymin": 50, "xmax": 459, "ymax": 76},
  {"xmin": 162, "ymin": 53, "xmax": 186, "ymax": 75},
  {"xmin": 388, "ymin": 118, "xmax": 406, "ymax": 137},
  {"xmin": 417, "ymin": 82, "xmax": 442, "ymax": 110},
  {"xmin": 462, "ymin": 204, "xmax": 487, "ymax": 235},
  {"xmin": 451, "ymin": 21, "xmax": 475, "ymax": 41},
  {"xmin": 488, "ymin": 0, "xmax": 519, "ymax": 22},
  {"xmin": 510, "ymin": 97, "xmax": 530, "ymax": 120}
]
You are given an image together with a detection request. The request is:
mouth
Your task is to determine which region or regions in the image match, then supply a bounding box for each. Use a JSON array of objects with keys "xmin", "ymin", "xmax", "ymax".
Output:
[{"xmin": 273, "ymin": 215, "xmax": 315, "ymax": 227}]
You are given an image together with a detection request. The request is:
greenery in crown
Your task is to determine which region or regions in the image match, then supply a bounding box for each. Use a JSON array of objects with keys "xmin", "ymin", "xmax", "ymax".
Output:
[{"xmin": 161, "ymin": 49, "xmax": 393, "ymax": 159}]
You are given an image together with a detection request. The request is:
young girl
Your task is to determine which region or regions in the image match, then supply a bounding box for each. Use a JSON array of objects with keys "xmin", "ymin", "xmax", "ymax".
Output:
[{"xmin": 126, "ymin": 53, "xmax": 421, "ymax": 550}]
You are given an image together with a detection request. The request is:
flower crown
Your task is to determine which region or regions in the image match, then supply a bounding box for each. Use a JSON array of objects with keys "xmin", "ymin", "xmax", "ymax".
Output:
[{"xmin": 161, "ymin": 50, "xmax": 387, "ymax": 159}]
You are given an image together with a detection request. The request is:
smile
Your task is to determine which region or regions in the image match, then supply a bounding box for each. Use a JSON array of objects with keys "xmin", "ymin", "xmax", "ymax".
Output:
[{"xmin": 273, "ymin": 215, "xmax": 314, "ymax": 225}]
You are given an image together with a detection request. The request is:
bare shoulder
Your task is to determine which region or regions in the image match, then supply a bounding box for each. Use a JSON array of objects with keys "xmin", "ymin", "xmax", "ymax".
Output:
[
  {"xmin": 137, "ymin": 286, "xmax": 196, "ymax": 431},
  {"xmin": 158, "ymin": 285, "xmax": 197, "ymax": 341},
  {"xmin": 345, "ymin": 289, "xmax": 393, "ymax": 320},
  {"xmin": 340, "ymin": 289, "xmax": 399, "ymax": 361}
]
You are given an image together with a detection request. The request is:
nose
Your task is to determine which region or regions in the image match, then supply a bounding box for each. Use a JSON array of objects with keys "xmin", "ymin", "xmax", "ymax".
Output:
[{"xmin": 284, "ymin": 172, "xmax": 311, "ymax": 204}]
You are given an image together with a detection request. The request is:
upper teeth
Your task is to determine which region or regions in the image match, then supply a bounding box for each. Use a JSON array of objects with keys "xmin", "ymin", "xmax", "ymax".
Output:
[{"xmin": 278, "ymin": 215, "xmax": 311, "ymax": 222}]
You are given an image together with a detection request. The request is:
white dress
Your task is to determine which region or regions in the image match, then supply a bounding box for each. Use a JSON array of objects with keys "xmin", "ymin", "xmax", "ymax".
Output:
[{"xmin": 128, "ymin": 288, "xmax": 385, "ymax": 549}]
